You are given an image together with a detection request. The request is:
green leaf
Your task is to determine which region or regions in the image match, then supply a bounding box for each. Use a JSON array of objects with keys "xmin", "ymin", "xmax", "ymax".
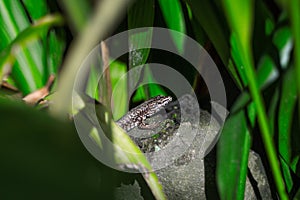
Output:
[
  {"xmin": 185, "ymin": 3, "xmax": 207, "ymax": 46},
  {"xmin": 184, "ymin": 0, "xmax": 245, "ymax": 91},
  {"xmin": 86, "ymin": 63, "xmax": 100, "ymax": 101},
  {"xmin": 110, "ymin": 60, "xmax": 127, "ymax": 120},
  {"xmin": 0, "ymin": 0, "xmax": 45, "ymax": 93},
  {"xmin": 278, "ymin": 67, "xmax": 297, "ymax": 164},
  {"xmin": 256, "ymin": 55, "xmax": 278, "ymax": 88},
  {"xmin": 230, "ymin": 33, "xmax": 248, "ymax": 87},
  {"xmin": 132, "ymin": 65, "xmax": 167, "ymax": 103},
  {"xmin": 0, "ymin": 98, "xmax": 115, "ymax": 199},
  {"xmin": 184, "ymin": 0, "xmax": 230, "ymax": 66},
  {"xmin": 0, "ymin": 14, "xmax": 64, "ymax": 93},
  {"xmin": 22, "ymin": 0, "xmax": 48, "ymax": 20},
  {"xmin": 132, "ymin": 86, "xmax": 147, "ymax": 103},
  {"xmin": 222, "ymin": 0, "xmax": 289, "ymax": 198},
  {"xmin": 128, "ymin": 0, "xmax": 154, "ymax": 68},
  {"xmin": 46, "ymin": 29, "xmax": 66, "ymax": 76},
  {"xmin": 128, "ymin": 0, "xmax": 155, "ymax": 100},
  {"xmin": 217, "ymin": 109, "xmax": 251, "ymax": 199},
  {"xmin": 280, "ymin": 157, "xmax": 293, "ymax": 192},
  {"xmin": 222, "ymin": 0, "xmax": 253, "ymax": 47},
  {"xmin": 288, "ymin": 0, "xmax": 300, "ymax": 118},
  {"xmin": 0, "ymin": 0, "xmax": 64, "ymax": 94},
  {"xmin": 273, "ymin": 26, "xmax": 293, "ymax": 69},
  {"xmin": 268, "ymin": 88, "xmax": 279, "ymax": 137},
  {"xmin": 158, "ymin": 0, "xmax": 186, "ymax": 54},
  {"xmin": 144, "ymin": 65, "xmax": 167, "ymax": 97},
  {"xmin": 21, "ymin": 0, "xmax": 66, "ymax": 84}
]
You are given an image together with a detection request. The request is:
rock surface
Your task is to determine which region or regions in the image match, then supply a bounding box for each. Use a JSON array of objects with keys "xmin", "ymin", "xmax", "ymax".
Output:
[{"xmin": 122, "ymin": 94, "xmax": 272, "ymax": 199}]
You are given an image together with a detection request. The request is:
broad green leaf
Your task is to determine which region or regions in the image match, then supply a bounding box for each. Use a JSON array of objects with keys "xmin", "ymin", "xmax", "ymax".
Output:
[
  {"xmin": 273, "ymin": 26, "xmax": 293, "ymax": 69},
  {"xmin": 22, "ymin": 0, "xmax": 66, "ymax": 84},
  {"xmin": 110, "ymin": 60, "xmax": 127, "ymax": 120},
  {"xmin": 230, "ymin": 33, "xmax": 248, "ymax": 87},
  {"xmin": 256, "ymin": 55, "xmax": 278, "ymax": 88},
  {"xmin": 46, "ymin": 29, "xmax": 66, "ymax": 76},
  {"xmin": 0, "ymin": 14, "xmax": 64, "ymax": 94},
  {"xmin": 222, "ymin": 0, "xmax": 289, "ymax": 198},
  {"xmin": 158, "ymin": 0, "xmax": 186, "ymax": 54},
  {"xmin": 184, "ymin": 0, "xmax": 230, "ymax": 66},
  {"xmin": 279, "ymin": 67, "xmax": 297, "ymax": 164},
  {"xmin": 288, "ymin": 0, "xmax": 300, "ymax": 118},
  {"xmin": 128, "ymin": 0, "xmax": 154, "ymax": 68},
  {"xmin": 0, "ymin": 98, "xmax": 115, "ymax": 199},
  {"xmin": 227, "ymin": 59, "xmax": 244, "ymax": 90},
  {"xmin": 222, "ymin": 0, "xmax": 253, "ymax": 48},
  {"xmin": 276, "ymin": 1, "xmax": 300, "ymax": 126},
  {"xmin": 132, "ymin": 65, "xmax": 167, "ymax": 103},
  {"xmin": 231, "ymin": 54, "xmax": 278, "ymax": 114},
  {"xmin": 22, "ymin": 0, "xmax": 48, "ymax": 20},
  {"xmin": 128, "ymin": 0, "xmax": 155, "ymax": 101},
  {"xmin": 132, "ymin": 86, "xmax": 147, "ymax": 103},
  {"xmin": 184, "ymin": 0, "xmax": 245, "ymax": 90},
  {"xmin": 144, "ymin": 65, "xmax": 167, "ymax": 97},
  {"xmin": 219, "ymin": 88, "xmax": 257, "ymax": 199},
  {"xmin": 280, "ymin": 157, "xmax": 293, "ymax": 192},
  {"xmin": 0, "ymin": 0, "xmax": 45, "ymax": 93},
  {"xmin": 185, "ymin": 3, "xmax": 206, "ymax": 46},
  {"xmin": 217, "ymin": 109, "xmax": 251, "ymax": 199},
  {"xmin": 86, "ymin": 64, "xmax": 100, "ymax": 101}
]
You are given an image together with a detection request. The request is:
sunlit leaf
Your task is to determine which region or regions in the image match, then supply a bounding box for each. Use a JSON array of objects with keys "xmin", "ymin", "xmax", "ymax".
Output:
[
  {"xmin": 256, "ymin": 55, "xmax": 278, "ymax": 88},
  {"xmin": 0, "ymin": 2, "xmax": 64, "ymax": 94},
  {"xmin": 0, "ymin": 0, "xmax": 44, "ymax": 93},
  {"xmin": 273, "ymin": 26, "xmax": 293, "ymax": 69},
  {"xmin": 158, "ymin": 0, "xmax": 186, "ymax": 54},
  {"xmin": 110, "ymin": 60, "xmax": 127, "ymax": 120},
  {"xmin": 222, "ymin": 0, "xmax": 254, "ymax": 47},
  {"xmin": 46, "ymin": 29, "xmax": 66, "ymax": 76},
  {"xmin": 22, "ymin": 0, "xmax": 48, "ymax": 20},
  {"xmin": 230, "ymin": 33, "xmax": 248, "ymax": 87}
]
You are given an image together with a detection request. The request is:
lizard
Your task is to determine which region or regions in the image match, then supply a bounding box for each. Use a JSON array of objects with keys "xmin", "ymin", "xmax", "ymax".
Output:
[{"xmin": 116, "ymin": 95, "xmax": 172, "ymax": 132}]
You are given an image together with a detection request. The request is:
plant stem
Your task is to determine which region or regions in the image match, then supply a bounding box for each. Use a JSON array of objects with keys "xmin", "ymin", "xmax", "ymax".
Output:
[{"xmin": 241, "ymin": 44, "xmax": 288, "ymax": 200}]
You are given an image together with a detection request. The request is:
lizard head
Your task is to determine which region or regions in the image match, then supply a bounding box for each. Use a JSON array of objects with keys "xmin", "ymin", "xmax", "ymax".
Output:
[{"xmin": 148, "ymin": 95, "xmax": 172, "ymax": 113}]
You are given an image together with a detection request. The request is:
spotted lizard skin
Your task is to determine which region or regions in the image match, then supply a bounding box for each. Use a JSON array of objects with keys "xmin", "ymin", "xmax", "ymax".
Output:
[{"xmin": 116, "ymin": 95, "xmax": 172, "ymax": 132}]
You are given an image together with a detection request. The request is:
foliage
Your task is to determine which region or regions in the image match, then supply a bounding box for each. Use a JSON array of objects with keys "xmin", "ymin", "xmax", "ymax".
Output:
[{"xmin": 0, "ymin": 0, "xmax": 300, "ymax": 199}]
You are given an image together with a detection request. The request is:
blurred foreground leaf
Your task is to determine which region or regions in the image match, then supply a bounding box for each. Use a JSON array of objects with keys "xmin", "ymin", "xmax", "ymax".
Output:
[{"xmin": 0, "ymin": 98, "xmax": 116, "ymax": 199}]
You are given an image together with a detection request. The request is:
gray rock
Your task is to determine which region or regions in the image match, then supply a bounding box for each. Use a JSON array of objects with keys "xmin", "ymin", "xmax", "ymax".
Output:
[
  {"xmin": 114, "ymin": 181, "xmax": 144, "ymax": 200},
  {"xmin": 127, "ymin": 94, "xmax": 271, "ymax": 199}
]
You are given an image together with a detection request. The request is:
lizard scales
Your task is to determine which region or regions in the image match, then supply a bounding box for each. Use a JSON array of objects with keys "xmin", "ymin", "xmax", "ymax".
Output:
[{"xmin": 116, "ymin": 95, "xmax": 172, "ymax": 132}]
